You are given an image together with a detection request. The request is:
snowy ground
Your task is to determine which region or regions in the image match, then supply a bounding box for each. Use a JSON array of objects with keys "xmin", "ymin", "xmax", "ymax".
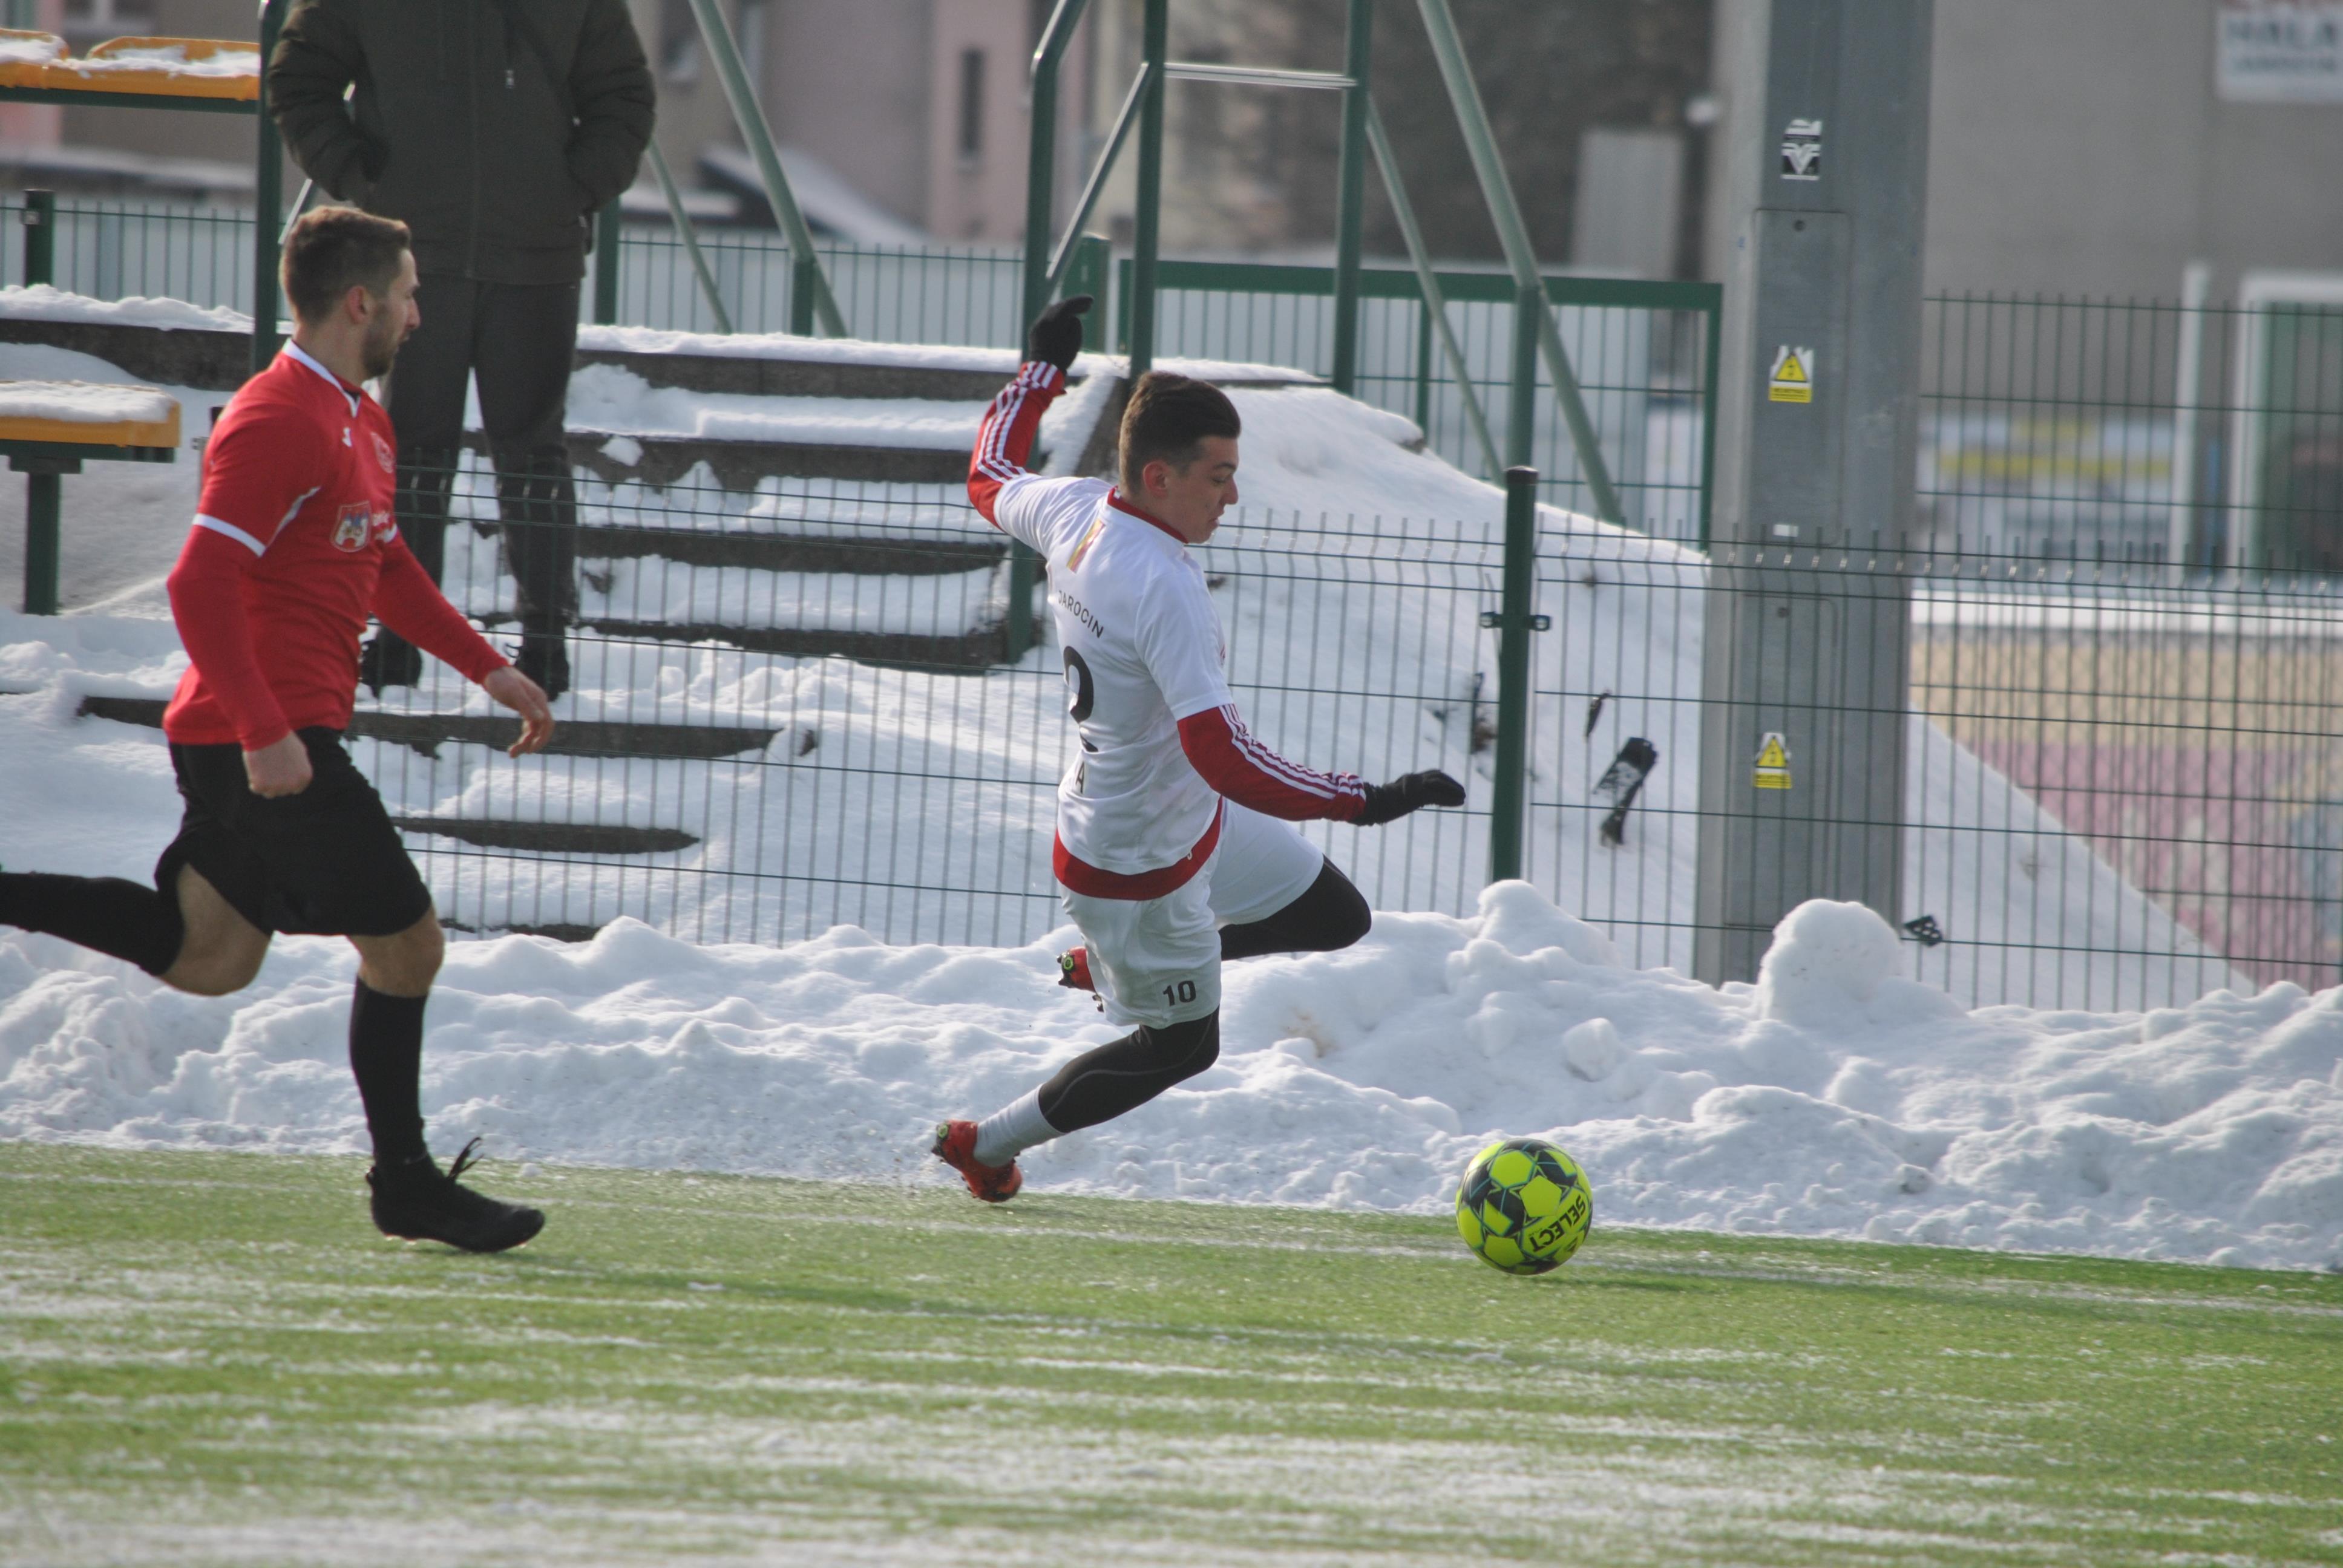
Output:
[
  {"xmin": 3, "ymin": 318, "xmax": 2333, "ymax": 1277},
  {"xmin": 1, "ymin": 886, "xmax": 2337, "ymax": 1275}
]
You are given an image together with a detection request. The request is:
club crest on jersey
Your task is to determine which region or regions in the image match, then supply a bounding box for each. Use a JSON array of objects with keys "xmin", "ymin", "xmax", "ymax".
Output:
[
  {"xmin": 330, "ymin": 500, "xmax": 384, "ymax": 552},
  {"xmin": 371, "ymin": 431, "xmax": 394, "ymax": 473}
]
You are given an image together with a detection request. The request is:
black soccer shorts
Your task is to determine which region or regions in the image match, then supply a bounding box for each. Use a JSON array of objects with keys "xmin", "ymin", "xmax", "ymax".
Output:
[{"xmin": 156, "ymin": 727, "xmax": 433, "ymax": 938}]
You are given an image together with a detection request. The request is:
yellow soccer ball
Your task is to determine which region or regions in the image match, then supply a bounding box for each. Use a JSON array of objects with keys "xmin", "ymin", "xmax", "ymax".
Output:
[{"xmin": 1454, "ymin": 1137, "xmax": 1592, "ymax": 1275}]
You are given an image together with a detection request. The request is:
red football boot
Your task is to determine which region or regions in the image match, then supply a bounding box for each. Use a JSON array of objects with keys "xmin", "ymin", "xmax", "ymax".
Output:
[
  {"xmin": 931, "ymin": 1119, "xmax": 1024, "ymax": 1203},
  {"xmin": 1057, "ymin": 946, "xmax": 1095, "ymax": 992}
]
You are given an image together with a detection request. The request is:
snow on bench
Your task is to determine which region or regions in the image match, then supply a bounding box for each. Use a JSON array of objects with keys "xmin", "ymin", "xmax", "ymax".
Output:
[
  {"xmin": 0, "ymin": 32, "xmax": 258, "ymax": 101},
  {"xmin": 0, "ymin": 379, "xmax": 181, "ymax": 450}
]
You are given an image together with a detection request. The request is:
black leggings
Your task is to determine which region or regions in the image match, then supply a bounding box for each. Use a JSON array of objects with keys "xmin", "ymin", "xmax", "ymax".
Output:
[{"xmin": 1039, "ymin": 860, "xmax": 1372, "ymax": 1133}]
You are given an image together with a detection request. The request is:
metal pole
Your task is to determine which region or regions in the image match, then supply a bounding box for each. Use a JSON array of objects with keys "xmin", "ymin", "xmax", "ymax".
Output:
[
  {"xmin": 1128, "ymin": 0, "xmax": 1168, "ymax": 377},
  {"xmin": 1365, "ymin": 101, "xmax": 1500, "ymax": 480},
  {"xmin": 1698, "ymin": 289, "xmax": 1723, "ymax": 550},
  {"xmin": 1044, "ymin": 62, "xmax": 1149, "ymax": 298},
  {"xmin": 2167, "ymin": 260, "xmax": 2212, "ymax": 577},
  {"xmin": 1487, "ymin": 465, "xmax": 1540, "ymax": 883},
  {"xmin": 646, "ymin": 141, "xmax": 733, "ymax": 334},
  {"xmin": 1691, "ymin": 0, "xmax": 1931, "ymax": 986},
  {"xmin": 1022, "ymin": 0, "xmax": 1093, "ymax": 335},
  {"xmin": 1414, "ymin": 0, "xmax": 1620, "ymax": 522},
  {"xmin": 22, "ymin": 189, "xmax": 53, "ymax": 286},
  {"xmin": 252, "ymin": 0, "xmax": 289, "ymax": 372},
  {"xmin": 22, "ymin": 468, "xmax": 62, "ymax": 615},
  {"xmin": 1328, "ymin": 0, "xmax": 1374, "ymax": 393},
  {"xmin": 593, "ymin": 202, "xmax": 621, "ymax": 326},
  {"xmin": 684, "ymin": 0, "xmax": 846, "ymax": 337},
  {"xmin": 1506, "ymin": 282, "xmax": 1539, "ymax": 469}
]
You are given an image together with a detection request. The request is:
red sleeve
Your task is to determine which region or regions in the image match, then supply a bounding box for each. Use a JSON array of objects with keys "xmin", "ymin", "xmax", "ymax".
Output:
[
  {"xmin": 1177, "ymin": 704, "xmax": 1369, "ymax": 823},
  {"xmin": 195, "ymin": 395, "xmax": 324, "ymax": 554},
  {"xmin": 372, "ymin": 536, "xmax": 511, "ymax": 683},
  {"xmin": 967, "ymin": 361, "xmax": 1065, "ymax": 525},
  {"xmin": 166, "ymin": 526, "xmax": 291, "ymax": 752}
]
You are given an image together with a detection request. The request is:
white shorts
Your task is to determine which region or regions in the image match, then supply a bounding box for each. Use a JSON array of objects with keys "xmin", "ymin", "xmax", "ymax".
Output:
[{"xmin": 1061, "ymin": 803, "xmax": 1324, "ymax": 1028}]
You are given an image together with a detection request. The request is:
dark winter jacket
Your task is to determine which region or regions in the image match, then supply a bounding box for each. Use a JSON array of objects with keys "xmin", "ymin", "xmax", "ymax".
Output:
[{"xmin": 269, "ymin": 0, "xmax": 654, "ymax": 286}]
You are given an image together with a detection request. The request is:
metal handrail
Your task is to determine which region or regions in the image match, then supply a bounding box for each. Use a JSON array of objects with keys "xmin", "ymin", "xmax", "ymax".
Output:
[
  {"xmin": 645, "ymin": 140, "xmax": 733, "ymax": 335},
  {"xmin": 1042, "ymin": 62, "xmax": 1150, "ymax": 300},
  {"xmin": 684, "ymin": 0, "xmax": 844, "ymax": 337},
  {"xmin": 1366, "ymin": 100, "xmax": 1500, "ymax": 480},
  {"xmin": 1417, "ymin": 0, "xmax": 1620, "ymax": 521}
]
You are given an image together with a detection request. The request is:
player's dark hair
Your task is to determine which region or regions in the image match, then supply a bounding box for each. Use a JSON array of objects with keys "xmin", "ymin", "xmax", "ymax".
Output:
[
  {"xmin": 281, "ymin": 206, "xmax": 411, "ymax": 325},
  {"xmin": 1119, "ymin": 372, "xmax": 1240, "ymax": 493}
]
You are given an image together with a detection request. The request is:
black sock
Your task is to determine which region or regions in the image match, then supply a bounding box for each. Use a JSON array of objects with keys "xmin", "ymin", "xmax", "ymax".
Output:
[
  {"xmin": 349, "ymin": 981, "xmax": 430, "ymax": 1166},
  {"xmin": 0, "ymin": 871, "xmax": 185, "ymax": 976},
  {"xmin": 1037, "ymin": 1012, "xmax": 1221, "ymax": 1133}
]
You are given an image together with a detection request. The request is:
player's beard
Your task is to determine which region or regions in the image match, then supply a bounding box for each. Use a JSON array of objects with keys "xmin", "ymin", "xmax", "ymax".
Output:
[{"xmin": 359, "ymin": 310, "xmax": 404, "ymax": 381}]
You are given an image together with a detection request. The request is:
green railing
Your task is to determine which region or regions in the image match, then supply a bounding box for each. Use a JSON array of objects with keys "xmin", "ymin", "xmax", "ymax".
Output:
[{"xmin": 1119, "ymin": 258, "xmax": 1720, "ymax": 540}]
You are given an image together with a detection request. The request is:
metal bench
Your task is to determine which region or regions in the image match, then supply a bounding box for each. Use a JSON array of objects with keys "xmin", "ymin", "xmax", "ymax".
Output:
[{"xmin": 0, "ymin": 379, "xmax": 179, "ymax": 614}]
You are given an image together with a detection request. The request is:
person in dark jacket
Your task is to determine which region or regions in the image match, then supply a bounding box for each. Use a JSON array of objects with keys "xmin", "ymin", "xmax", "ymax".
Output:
[{"xmin": 269, "ymin": 0, "xmax": 655, "ymax": 700}]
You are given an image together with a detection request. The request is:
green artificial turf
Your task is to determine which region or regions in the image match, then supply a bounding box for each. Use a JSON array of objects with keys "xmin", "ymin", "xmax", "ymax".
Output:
[{"xmin": 1, "ymin": 1143, "xmax": 2338, "ymax": 1567}]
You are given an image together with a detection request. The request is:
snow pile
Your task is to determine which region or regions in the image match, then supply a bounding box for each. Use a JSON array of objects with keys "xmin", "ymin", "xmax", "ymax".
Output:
[
  {"xmin": 0, "ymin": 284, "xmax": 252, "ymax": 334},
  {"xmin": 0, "ymin": 379, "xmax": 177, "ymax": 425},
  {"xmin": 1, "ymin": 884, "xmax": 2335, "ymax": 1273}
]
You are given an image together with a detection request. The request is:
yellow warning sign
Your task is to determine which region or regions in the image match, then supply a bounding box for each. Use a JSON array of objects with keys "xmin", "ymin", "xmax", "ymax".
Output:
[
  {"xmin": 1768, "ymin": 345, "xmax": 1814, "ymax": 403},
  {"xmin": 1753, "ymin": 731, "xmax": 1792, "ymax": 789}
]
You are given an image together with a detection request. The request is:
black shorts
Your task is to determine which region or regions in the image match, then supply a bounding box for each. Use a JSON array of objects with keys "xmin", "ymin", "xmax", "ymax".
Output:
[{"xmin": 157, "ymin": 728, "xmax": 433, "ymax": 938}]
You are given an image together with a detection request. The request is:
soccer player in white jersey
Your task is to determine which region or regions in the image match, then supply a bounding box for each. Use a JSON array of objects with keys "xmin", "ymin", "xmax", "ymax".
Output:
[{"xmin": 931, "ymin": 297, "xmax": 1466, "ymax": 1201}]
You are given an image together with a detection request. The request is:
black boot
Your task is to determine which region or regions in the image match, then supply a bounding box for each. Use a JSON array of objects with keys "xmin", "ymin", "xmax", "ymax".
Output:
[
  {"xmin": 513, "ymin": 628, "xmax": 570, "ymax": 702},
  {"xmin": 359, "ymin": 630, "xmax": 424, "ymax": 694},
  {"xmin": 367, "ymin": 1138, "xmax": 545, "ymax": 1253}
]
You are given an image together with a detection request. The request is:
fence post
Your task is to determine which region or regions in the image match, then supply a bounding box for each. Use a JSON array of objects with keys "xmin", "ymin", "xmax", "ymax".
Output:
[
  {"xmin": 1506, "ymin": 281, "xmax": 1539, "ymax": 469},
  {"xmin": 1328, "ymin": 0, "xmax": 1373, "ymax": 393},
  {"xmin": 593, "ymin": 201, "xmax": 621, "ymax": 326},
  {"xmin": 21, "ymin": 189, "xmax": 52, "ymax": 287},
  {"xmin": 1127, "ymin": 0, "xmax": 1168, "ymax": 376},
  {"xmin": 1486, "ymin": 465, "xmax": 1541, "ymax": 884},
  {"xmin": 1021, "ymin": 0, "xmax": 1092, "ymax": 335}
]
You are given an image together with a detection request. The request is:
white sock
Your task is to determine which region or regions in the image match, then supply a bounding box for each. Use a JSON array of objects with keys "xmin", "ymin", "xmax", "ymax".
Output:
[{"xmin": 973, "ymin": 1090, "xmax": 1059, "ymax": 1167}]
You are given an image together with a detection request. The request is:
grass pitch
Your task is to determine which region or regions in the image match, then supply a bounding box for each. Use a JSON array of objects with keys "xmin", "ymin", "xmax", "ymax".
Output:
[{"xmin": 1, "ymin": 1143, "xmax": 2338, "ymax": 1567}]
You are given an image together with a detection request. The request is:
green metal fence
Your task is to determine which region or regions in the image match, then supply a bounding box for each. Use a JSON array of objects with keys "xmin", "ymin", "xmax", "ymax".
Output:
[
  {"xmin": 16, "ymin": 194, "xmax": 2343, "ymax": 1008},
  {"xmin": 1121, "ymin": 259, "xmax": 1720, "ymax": 540}
]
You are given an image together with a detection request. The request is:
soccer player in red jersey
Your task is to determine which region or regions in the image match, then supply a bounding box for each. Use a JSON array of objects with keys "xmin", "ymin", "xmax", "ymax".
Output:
[{"xmin": 0, "ymin": 208, "xmax": 555, "ymax": 1252}]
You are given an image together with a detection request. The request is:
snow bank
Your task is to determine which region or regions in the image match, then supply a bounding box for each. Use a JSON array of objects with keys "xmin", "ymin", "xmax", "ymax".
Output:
[
  {"xmin": 1, "ymin": 884, "xmax": 2335, "ymax": 1273},
  {"xmin": 0, "ymin": 284, "xmax": 251, "ymax": 334}
]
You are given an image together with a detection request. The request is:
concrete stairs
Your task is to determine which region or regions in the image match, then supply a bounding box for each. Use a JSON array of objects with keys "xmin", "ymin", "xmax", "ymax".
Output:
[{"xmin": 4, "ymin": 306, "xmax": 1313, "ymax": 931}]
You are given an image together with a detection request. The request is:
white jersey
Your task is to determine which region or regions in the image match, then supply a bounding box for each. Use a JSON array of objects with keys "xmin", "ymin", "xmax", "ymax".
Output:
[{"xmin": 993, "ymin": 474, "xmax": 1230, "ymax": 880}]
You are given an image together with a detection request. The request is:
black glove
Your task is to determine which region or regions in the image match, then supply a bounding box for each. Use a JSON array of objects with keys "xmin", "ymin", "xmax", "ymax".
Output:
[
  {"xmin": 1354, "ymin": 769, "xmax": 1467, "ymax": 827},
  {"xmin": 1026, "ymin": 293, "xmax": 1093, "ymax": 374}
]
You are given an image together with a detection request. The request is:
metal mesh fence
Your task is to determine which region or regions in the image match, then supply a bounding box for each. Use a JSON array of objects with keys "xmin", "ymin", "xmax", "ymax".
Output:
[
  {"xmin": 359, "ymin": 459, "xmax": 1510, "ymax": 951},
  {"xmin": 6, "ymin": 195, "xmax": 2343, "ymax": 1009}
]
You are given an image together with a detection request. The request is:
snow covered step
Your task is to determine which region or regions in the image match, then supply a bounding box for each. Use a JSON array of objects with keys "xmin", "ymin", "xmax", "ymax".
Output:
[
  {"xmin": 577, "ymin": 615, "xmax": 1006, "ymax": 670},
  {"xmin": 388, "ymin": 817, "xmax": 696, "ymax": 855},
  {"xmin": 479, "ymin": 427, "xmax": 969, "ymax": 487},
  {"xmin": 572, "ymin": 523, "xmax": 1003, "ymax": 575},
  {"xmin": 75, "ymin": 695, "xmax": 777, "ymax": 760},
  {"xmin": 571, "ymin": 343, "xmax": 1034, "ymax": 402}
]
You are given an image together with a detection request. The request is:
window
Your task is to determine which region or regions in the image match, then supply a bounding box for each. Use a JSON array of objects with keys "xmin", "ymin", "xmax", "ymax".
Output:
[{"xmin": 958, "ymin": 48, "xmax": 985, "ymax": 162}]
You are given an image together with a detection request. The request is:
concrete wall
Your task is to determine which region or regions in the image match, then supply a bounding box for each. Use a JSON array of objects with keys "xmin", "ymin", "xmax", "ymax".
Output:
[
  {"xmin": 1925, "ymin": 0, "xmax": 2343, "ymax": 297},
  {"xmin": 1706, "ymin": 0, "xmax": 2343, "ymax": 301}
]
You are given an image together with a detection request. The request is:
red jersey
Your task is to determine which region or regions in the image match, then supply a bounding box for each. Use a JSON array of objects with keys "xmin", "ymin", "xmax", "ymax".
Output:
[{"xmin": 162, "ymin": 343, "xmax": 505, "ymax": 749}]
